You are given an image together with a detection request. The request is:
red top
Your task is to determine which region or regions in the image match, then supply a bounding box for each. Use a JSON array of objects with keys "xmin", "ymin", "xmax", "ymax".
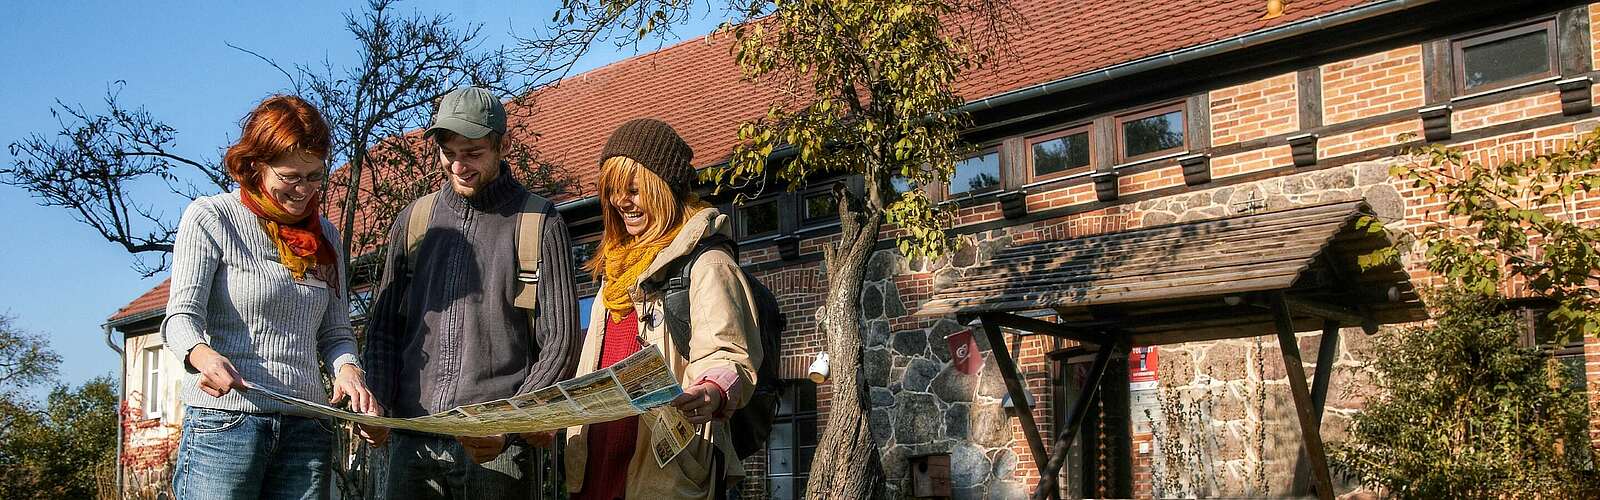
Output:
[{"xmin": 576, "ymin": 310, "xmax": 643, "ymax": 500}]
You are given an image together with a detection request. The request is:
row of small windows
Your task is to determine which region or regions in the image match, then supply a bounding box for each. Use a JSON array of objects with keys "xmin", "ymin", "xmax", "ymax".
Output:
[{"xmin": 549, "ymin": 15, "xmax": 1563, "ymax": 254}]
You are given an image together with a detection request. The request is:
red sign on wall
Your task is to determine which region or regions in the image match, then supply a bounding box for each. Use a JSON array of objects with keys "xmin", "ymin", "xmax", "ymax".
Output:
[{"xmin": 1129, "ymin": 346, "xmax": 1158, "ymax": 390}]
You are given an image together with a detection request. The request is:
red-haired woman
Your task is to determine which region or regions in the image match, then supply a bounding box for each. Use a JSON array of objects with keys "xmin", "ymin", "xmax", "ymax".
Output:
[
  {"xmin": 564, "ymin": 118, "xmax": 762, "ymax": 500},
  {"xmin": 163, "ymin": 95, "xmax": 378, "ymax": 500}
]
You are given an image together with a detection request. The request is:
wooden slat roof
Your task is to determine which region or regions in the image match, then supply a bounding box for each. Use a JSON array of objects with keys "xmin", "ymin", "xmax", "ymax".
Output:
[{"xmin": 919, "ymin": 201, "xmax": 1425, "ymax": 340}]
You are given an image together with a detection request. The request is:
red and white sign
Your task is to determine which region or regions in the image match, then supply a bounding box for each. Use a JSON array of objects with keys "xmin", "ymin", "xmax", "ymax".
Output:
[
  {"xmin": 1129, "ymin": 346, "xmax": 1159, "ymax": 391},
  {"xmin": 945, "ymin": 328, "xmax": 982, "ymax": 375}
]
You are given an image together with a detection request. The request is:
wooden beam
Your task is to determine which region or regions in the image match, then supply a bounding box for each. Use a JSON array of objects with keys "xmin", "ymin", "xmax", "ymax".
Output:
[
  {"xmin": 1034, "ymin": 337, "xmax": 1120, "ymax": 500},
  {"xmin": 1282, "ymin": 297, "xmax": 1364, "ymax": 325},
  {"xmin": 1293, "ymin": 319, "xmax": 1343, "ymax": 495},
  {"xmin": 1271, "ymin": 293, "xmax": 1335, "ymax": 500},
  {"xmin": 980, "ymin": 314, "xmax": 1051, "ymax": 474},
  {"xmin": 982, "ymin": 312, "xmax": 1107, "ymax": 345}
]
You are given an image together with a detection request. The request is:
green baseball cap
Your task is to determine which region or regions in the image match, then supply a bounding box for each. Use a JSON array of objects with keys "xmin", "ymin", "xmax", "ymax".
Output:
[{"xmin": 425, "ymin": 86, "xmax": 506, "ymax": 140}]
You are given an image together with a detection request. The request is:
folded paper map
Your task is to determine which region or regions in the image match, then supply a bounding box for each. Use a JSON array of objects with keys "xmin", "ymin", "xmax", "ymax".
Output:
[{"xmin": 244, "ymin": 347, "xmax": 683, "ymax": 437}]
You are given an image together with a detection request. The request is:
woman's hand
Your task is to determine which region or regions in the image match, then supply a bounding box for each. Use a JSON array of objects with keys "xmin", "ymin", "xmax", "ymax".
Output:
[
  {"xmin": 670, "ymin": 381, "xmax": 725, "ymax": 425},
  {"xmin": 330, "ymin": 364, "xmax": 378, "ymax": 415},
  {"xmin": 189, "ymin": 344, "xmax": 247, "ymax": 397},
  {"xmin": 332, "ymin": 364, "xmax": 389, "ymax": 447}
]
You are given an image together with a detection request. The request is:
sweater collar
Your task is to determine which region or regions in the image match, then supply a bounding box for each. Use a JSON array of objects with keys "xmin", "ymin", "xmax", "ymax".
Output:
[{"xmin": 441, "ymin": 161, "xmax": 523, "ymax": 213}]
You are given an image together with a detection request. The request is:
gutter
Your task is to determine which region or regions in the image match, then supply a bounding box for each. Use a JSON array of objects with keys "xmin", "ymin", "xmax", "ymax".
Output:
[
  {"xmin": 102, "ymin": 322, "xmax": 125, "ymax": 498},
  {"xmin": 959, "ymin": 0, "xmax": 1438, "ymax": 114}
]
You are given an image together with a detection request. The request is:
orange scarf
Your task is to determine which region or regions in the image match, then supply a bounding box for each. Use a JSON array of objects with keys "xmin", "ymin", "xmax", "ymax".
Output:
[
  {"xmin": 600, "ymin": 225, "xmax": 684, "ymax": 322},
  {"xmin": 240, "ymin": 186, "xmax": 338, "ymax": 290}
]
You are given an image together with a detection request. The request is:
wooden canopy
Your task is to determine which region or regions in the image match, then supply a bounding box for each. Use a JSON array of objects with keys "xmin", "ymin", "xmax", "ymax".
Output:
[
  {"xmin": 921, "ymin": 200, "xmax": 1424, "ymax": 345},
  {"xmin": 917, "ymin": 200, "xmax": 1427, "ymax": 500}
]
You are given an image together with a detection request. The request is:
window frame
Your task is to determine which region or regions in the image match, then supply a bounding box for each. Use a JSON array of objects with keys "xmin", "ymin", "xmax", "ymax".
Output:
[
  {"xmin": 1451, "ymin": 18, "xmax": 1559, "ymax": 96},
  {"xmin": 571, "ymin": 236, "xmax": 600, "ymax": 283},
  {"xmin": 798, "ymin": 186, "xmax": 840, "ymax": 228},
  {"xmin": 736, "ymin": 197, "xmax": 783, "ymax": 240},
  {"xmin": 944, "ymin": 146, "xmax": 1005, "ymax": 200},
  {"xmin": 1114, "ymin": 101, "xmax": 1189, "ymax": 164},
  {"xmin": 767, "ymin": 381, "xmax": 819, "ymax": 500},
  {"xmin": 1025, "ymin": 124, "xmax": 1095, "ymax": 183},
  {"xmin": 143, "ymin": 346, "xmax": 163, "ymax": 419}
]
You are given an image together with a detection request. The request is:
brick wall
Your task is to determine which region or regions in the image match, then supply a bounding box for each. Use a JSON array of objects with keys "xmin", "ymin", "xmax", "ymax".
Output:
[
  {"xmin": 1211, "ymin": 72, "xmax": 1300, "ymax": 147},
  {"xmin": 1320, "ymin": 45, "xmax": 1425, "ymax": 126}
]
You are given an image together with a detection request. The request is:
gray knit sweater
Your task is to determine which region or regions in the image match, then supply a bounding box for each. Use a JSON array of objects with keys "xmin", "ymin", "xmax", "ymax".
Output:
[{"xmin": 161, "ymin": 191, "xmax": 360, "ymax": 416}]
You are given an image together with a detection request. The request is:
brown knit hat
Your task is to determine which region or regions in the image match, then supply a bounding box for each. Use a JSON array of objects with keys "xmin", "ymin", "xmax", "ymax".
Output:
[{"xmin": 601, "ymin": 118, "xmax": 695, "ymax": 199}]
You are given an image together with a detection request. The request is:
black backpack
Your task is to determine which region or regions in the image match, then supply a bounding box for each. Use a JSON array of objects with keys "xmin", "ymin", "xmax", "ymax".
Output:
[{"xmin": 653, "ymin": 233, "xmax": 786, "ymax": 460}]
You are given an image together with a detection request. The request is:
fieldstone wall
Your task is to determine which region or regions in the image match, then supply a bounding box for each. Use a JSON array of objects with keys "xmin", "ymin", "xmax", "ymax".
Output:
[{"xmin": 858, "ymin": 160, "xmax": 1409, "ymax": 499}]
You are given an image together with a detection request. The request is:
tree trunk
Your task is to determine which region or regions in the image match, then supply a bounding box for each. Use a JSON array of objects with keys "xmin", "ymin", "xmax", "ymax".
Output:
[
  {"xmin": 805, "ymin": 201, "xmax": 885, "ymax": 499},
  {"xmin": 338, "ymin": 150, "xmax": 366, "ymax": 290}
]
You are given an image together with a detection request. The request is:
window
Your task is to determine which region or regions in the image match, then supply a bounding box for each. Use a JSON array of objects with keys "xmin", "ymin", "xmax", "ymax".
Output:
[
  {"xmin": 1518, "ymin": 305, "xmax": 1587, "ymax": 391},
  {"xmin": 800, "ymin": 189, "xmax": 838, "ymax": 226},
  {"xmin": 948, "ymin": 149, "xmax": 1002, "ymax": 198},
  {"xmin": 142, "ymin": 347, "xmax": 163, "ymax": 419},
  {"xmin": 1028, "ymin": 126, "xmax": 1093, "ymax": 182},
  {"xmin": 738, "ymin": 199, "xmax": 781, "ymax": 239},
  {"xmin": 1453, "ymin": 20, "xmax": 1557, "ymax": 94},
  {"xmin": 768, "ymin": 382, "xmax": 818, "ymax": 499},
  {"xmin": 1117, "ymin": 103, "xmax": 1187, "ymax": 163},
  {"xmin": 572, "ymin": 238, "xmax": 599, "ymax": 282}
]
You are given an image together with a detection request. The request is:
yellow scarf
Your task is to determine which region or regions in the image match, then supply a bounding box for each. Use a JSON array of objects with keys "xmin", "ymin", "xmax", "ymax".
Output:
[
  {"xmin": 601, "ymin": 225, "xmax": 685, "ymax": 322},
  {"xmin": 240, "ymin": 188, "xmax": 332, "ymax": 284}
]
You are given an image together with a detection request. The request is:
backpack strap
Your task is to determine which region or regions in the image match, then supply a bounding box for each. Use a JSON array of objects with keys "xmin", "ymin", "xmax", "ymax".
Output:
[
  {"xmin": 512, "ymin": 193, "xmax": 553, "ymax": 312},
  {"xmin": 660, "ymin": 233, "xmax": 736, "ymax": 359},
  {"xmin": 403, "ymin": 192, "xmax": 439, "ymax": 278}
]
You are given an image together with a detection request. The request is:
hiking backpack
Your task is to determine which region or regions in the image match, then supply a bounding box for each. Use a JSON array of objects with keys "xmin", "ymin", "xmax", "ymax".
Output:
[
  {"xmin": 402, "ymin": 190, "xmax": 552, "ymax": 316},
  {"xmin": 653, "ymin": 233, "xmax": 787, "ymax": 460}
]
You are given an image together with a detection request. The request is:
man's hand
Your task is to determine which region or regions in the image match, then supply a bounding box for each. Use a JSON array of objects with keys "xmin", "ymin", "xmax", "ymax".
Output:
[
  {"xmin": 457, "ymin": 434, "xmax": 507, "ymax": 464},
  {"xmin": 189, "ymin": 344, "xmax": 247, "ymax": 397},
  {"xmin": 670, "ymin": 382, "xmax": 725, "ymax": 425},
  {"xmin": 518, "ymin": 431, "xmax": 557, "ymax": 448},
  {"xmin": 357, "ymin": 423, "xmax": 390, "ymax": 448}
]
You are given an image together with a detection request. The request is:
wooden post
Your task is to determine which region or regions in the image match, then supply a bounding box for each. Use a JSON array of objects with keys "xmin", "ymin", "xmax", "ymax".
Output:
[
  {"xmin": 1271, "ymin": 293, "xmax": 1335, "ymax": 500},
  {"xmin": 1034, "ymin": 338, "xmax": 1119, "ymax": 500},
  {"xmin": 979, "ymin": 315, "xmax": 1050, "ymax": 473},
  {"xmin": 1292, "ymin": 319, "xmax": 1342, "ymax": 494}
]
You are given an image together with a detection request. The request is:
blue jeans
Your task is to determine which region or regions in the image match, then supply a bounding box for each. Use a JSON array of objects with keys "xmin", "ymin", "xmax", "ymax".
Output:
[
  {"xmin": 381, "ymin": 432, "xmax": 540, "ymax": 500},
  {"xmin": 172, "ymin": 407, "xmax": 335, "ymax": 500}
]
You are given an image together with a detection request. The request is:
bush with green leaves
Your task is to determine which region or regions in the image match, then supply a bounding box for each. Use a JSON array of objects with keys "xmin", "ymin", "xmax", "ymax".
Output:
[{"xmin": 1330, "ymin": 288, "xmax": 1597, "ymax": 498}]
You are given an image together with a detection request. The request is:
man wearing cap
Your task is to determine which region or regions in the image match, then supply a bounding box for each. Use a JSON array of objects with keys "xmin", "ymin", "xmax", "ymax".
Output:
[{"xmin": 362, "ymin": 86, "xmax": 580, "ymax": 499}]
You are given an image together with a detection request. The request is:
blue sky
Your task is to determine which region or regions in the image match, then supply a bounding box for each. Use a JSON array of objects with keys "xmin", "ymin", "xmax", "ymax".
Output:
[{"xmin": 0, "ymin": 0, "xmax": 722, "ymax": 390}]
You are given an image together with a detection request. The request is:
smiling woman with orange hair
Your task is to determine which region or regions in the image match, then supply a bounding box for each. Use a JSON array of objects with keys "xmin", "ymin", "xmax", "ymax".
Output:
[
  {"xmin": 163, "ymin": 95, "xmax": 378, "ymax": 500},
  {"xmin": 565, "ymin": 118, "xmax": 763, "ymax": 500}
]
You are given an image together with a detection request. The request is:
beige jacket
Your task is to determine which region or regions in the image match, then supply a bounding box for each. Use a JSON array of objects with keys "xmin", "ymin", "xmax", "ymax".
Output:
[{"xmin": 564, "ymin": 207, "xmax": 763, "ymax": 499}]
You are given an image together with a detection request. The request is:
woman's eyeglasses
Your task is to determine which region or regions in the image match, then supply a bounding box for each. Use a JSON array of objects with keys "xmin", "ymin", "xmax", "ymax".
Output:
[{"xmin": 269, "ymin": 168, "xmax": 329, "ymax": 188}]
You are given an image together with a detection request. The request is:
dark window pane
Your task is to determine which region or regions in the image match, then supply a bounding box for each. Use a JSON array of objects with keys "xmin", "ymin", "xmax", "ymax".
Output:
[
  {"xmin": 769, "ymin": 421, "xmax": 794, "ymax": 449},
  {"xmin": 803, "ymin": 192, "xmax": 837, "ymax": 223},
  {"xmin": 1032, "ymin": 132, "xmax": 1090, "ymax": 178},
  {"xmin": 770, "ymin": 478, "xmax": 796, "ymax": 500},
  {"xmin": 795, "ymin": 382, "xmax": 817, "ymax": 410},
  {"xmin": 796, "ymin": 416, "xmax": 818, "ymax": 447},
  {"xmin": 797, "ymin": 445, "xmax": 816, "ymax": 472},
  {"xmin": 741, "ymin": 201, "xmax": 780, "ymax": 237},
  {"xmin": 1559, "ymin": 355, "xmax": 1586, "ymax": 390},
  {"xmin": 1462, "ymin": 30, "xmax": 1550, "ymax": 91},
  {"xmin": 950, "ymin": 151, "xmax": 1001, "ymax": 195},
  {"xmin": 571, "ymin": 240, "xmax": 598, "ymax": 270},
  {"xmin": 1122, "ymin": 110, "xmax": 1185, "ymax": 159},
  {"xmin": 768, "ymin": 447, "xmax": 794, "ymax": 475}
]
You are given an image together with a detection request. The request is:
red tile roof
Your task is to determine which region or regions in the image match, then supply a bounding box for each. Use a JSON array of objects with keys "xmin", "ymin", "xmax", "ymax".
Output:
[
  {"xmin": 109, "ymin": 0, "xmax": 1379, "ymax": 324},
  {"xmin": 108, "ymin": 279, "xmax": 170, "ymax": 324}
]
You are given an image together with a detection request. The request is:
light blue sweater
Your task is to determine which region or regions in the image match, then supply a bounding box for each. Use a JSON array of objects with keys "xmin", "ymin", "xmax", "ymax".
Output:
[{"xmin": 161, "ymin": 191, "xmax": 360, "ymax": 415}]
